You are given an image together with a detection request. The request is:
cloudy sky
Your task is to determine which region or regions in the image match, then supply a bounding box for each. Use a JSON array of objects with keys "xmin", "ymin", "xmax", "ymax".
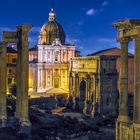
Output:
[{"xmin": 0, "ymin": 0, "xmax": 139, "ymax": 55}]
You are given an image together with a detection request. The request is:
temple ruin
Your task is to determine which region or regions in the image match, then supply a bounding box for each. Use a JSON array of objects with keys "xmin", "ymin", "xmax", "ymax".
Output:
[
  {"xmin": 113, "ymin": 19, "xmax": 140, "ymax": 140},
  {"xmin": 0, "ymin": 24, "xmax": 32, "ymax": 131}
]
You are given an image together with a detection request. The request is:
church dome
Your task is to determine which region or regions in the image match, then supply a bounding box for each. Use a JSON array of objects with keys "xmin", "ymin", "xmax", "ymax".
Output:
[{"xmin": 39, "ymin": 8, "xmax": 66, "ymax": 45}]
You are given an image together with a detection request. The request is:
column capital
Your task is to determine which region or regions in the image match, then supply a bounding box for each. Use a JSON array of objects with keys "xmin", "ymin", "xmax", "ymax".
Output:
[{"xmin": 118, "ymin": 37, "xmax": 130, "ymax": 43}]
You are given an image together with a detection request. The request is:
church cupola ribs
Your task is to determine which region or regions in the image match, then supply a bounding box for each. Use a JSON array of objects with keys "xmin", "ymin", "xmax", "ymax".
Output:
[{"xmin": 39, "ymin": 6, "xmax": 66, "ymax": 45}]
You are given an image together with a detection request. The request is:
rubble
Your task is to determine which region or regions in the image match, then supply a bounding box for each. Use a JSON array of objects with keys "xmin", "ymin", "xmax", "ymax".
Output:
[{"xmin": 0, "ymin": 97, "xmax": 115, "ymax": 140}]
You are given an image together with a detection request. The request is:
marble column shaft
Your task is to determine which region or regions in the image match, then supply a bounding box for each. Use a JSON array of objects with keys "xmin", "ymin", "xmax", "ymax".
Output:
[
  {"xmin": 119, "ymin": 38, "xmax": 129, "ymax": 119},
  {"xmin": 134, "ymin": 36, "xmax": 140, "ymax": 124},
  {"xmin": 0, "ymin": 42, "xmax": 7, "ymax": 126},
  {"xmin": 16, "ymin": 24, "xmax": 32, "ymax": 126}
]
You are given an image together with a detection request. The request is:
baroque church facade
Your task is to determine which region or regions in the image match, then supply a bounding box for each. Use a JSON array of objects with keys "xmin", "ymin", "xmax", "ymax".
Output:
[{"xmin": 29, "ymin": 8, "xmax": 78, "ymax": 93}]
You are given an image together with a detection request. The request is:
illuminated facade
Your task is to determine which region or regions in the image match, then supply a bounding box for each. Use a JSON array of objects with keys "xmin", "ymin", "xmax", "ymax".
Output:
[{"xmin": 36, "ymin": 8, "xmax": 76, "ymax": 93}]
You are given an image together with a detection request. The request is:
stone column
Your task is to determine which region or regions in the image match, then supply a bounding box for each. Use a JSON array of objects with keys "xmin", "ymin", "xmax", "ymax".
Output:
[
  {"xmin": 16, "ymin": 24, "xmax": 32, "ymax": 126},
  {"xmin": 119, "ymin": 38, "xmax": 129, "ymax": 121},
  {"xmin": 75, "ymin": 74, "xmax": 79, "ymax": 97},
  {"xmin": 134, "ymin": 36, "xmax": 140, "ymax": 124},
  {"xmin": 0, "ymin": 41, "xmax": 7, "ymax": 127}
]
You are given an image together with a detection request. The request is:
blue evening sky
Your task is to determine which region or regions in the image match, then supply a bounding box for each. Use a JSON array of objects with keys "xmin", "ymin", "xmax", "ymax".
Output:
[{"xmin": 0, "ymin": 0, "xmax": 139, "ymax": 55}]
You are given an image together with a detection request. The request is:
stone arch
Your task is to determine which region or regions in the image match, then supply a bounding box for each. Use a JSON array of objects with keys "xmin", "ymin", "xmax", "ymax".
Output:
[{"xmin": 79, "ymin": 79, "xmax": 86, "ymax": 101}]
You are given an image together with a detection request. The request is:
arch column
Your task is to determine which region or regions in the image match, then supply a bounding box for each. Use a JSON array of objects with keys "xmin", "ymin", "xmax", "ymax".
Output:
[
  {"xmin": 75, "ymin": 74, "xmax": 79, "ymax": 97},
  {"xmin": 118, "ymin": 38, "xmax": 129, "ymax": 121},
  {"xmin": 0, "ymin": 42, "xmax": 7, "ymax": 127},
  {"xmin": 133, "ymin": 36, "xmax": 140, "ymax": 124}
]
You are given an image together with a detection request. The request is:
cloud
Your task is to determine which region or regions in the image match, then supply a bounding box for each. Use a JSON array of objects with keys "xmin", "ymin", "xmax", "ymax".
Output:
[
  {"xmin": 102, "ymin": 1, "xmax": 109, "ymax": 7},
  {"xmin": 86, "ymin": 8, "xmax": 97, "ymax": 16}
]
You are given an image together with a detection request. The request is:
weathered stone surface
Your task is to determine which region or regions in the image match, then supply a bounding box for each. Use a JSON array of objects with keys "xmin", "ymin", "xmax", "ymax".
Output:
[
  {"xmin": 113, "ymin": 19, "xmax": 140, "ymax": 140},
  {"xmin": 70, "ymin": 56, "xmax": 118, "ymax": 117}
]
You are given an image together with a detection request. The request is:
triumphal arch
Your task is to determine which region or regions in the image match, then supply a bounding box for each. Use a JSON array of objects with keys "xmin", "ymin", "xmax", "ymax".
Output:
[
  {"xmin": 0, "ymin": 24, "xmax": 32, "ymax": 131},
  {"xmin": 113, "ymin": 19, "xmax": 140, "ymax": 140}
]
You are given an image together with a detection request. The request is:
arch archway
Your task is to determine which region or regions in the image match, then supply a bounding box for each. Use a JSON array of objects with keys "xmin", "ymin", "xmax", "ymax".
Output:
[{"xmin": 80, "ymin": 80, "xmax": 86, "ymax": 101}]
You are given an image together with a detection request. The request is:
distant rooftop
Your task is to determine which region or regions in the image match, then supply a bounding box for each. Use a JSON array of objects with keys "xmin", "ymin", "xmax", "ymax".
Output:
[
  {"xmin": 87, "ymin": 47, "xmax": 134, "ymax": 57},
  {"xmin": 29, "ymin": 46, "xmax": 38, "ymax": 51}
]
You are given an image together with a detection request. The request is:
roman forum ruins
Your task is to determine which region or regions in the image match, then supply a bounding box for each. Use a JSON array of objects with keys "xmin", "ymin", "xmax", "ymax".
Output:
[
  {"xmin": 113, "ymin": 19, "xmax": 140, "ymax": 140},
  {"xmin": 0, "ymin": 24, "xmax": 32, "ymax": 129}
]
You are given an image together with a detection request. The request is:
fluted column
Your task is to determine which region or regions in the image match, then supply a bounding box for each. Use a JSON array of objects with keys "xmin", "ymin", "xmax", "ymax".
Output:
[
  {"xmin": 119, "ymin": 38, "xmax": 129, "ymax": 121},
  {"xmin": 134, "ymin": 36, "xmax": 140, "ymax": 124},
  {"xmin": 0, "ymin": 41, "xmax": 7, "ymax": 127},
  {"xmin": 16, "ymin": 24, "xmax": 32, "ymax": 126}
]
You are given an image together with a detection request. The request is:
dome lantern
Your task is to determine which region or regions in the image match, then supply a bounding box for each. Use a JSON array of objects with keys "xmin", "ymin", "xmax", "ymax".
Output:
[{"xmin": 49, "ymin": 8, "xmax": 56, "ymax": 21}]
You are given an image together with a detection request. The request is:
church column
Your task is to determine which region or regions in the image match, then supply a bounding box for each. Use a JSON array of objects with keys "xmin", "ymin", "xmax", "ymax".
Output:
[
  {"xmin": 38, "ymin": 69, "xmax": 41, "ymax": 89},
  {"xmin": 42, "ymin": 68, "xmax": 46, "ymax": 89},
  {"xmin": 0, "ymin": 41, "xmax": 7, "ymax": 127},
  {"xmin": 133, "ymin": 36, "xmax": 140, "ymax": 124},
  {"xmin": 16, "ymin": 24, "xmax": 32, "ymax": 126},
  {"xmin": 118, "ymin": 38, "xmax": 129, "ymax": 121}
]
